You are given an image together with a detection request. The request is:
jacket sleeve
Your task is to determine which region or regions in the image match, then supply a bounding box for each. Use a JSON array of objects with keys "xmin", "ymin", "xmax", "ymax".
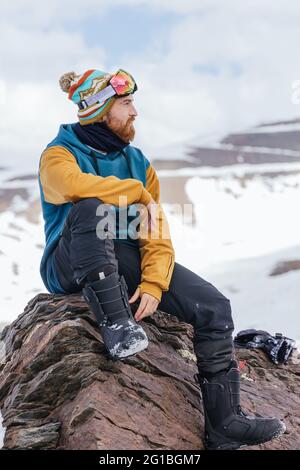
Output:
[
  {"xmin": 137, "ymin": 163, "xmax": 175, "ymax": 302},
  {"xmin": 39, "ymin": 145, "xmax": 152, "ymax": 207}
]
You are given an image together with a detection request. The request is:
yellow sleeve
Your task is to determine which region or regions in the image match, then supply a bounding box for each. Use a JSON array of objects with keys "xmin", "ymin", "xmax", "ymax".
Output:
[
  {"xmin": 39, "ymin": 146, "xmax": 152, "ymax": 207},
  {"xmin": 137, "ymin": 164, "xmax": 175, "ymax": 302}
]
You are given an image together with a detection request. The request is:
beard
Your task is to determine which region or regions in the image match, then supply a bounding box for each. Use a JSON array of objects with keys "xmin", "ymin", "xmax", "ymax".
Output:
[{"xmin": 104, "ymin": 114, "xmax": 136, "ymax": 143}]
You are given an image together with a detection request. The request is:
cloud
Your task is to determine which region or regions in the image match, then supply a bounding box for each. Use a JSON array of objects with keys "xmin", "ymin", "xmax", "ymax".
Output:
[
  {"xmin": 0, "ymin": 22, "xmax": 109, "ymax": 169},
  {"xmin": 126, "ymin": 1, "xmax": 300, "ymax": 152},
  {"xmin": 0, "ymin": 25, "xmax": 108, "ymax": 82}
]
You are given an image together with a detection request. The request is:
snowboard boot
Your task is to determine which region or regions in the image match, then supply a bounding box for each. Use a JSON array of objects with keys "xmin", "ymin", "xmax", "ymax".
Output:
[
  {"xmin": 195, "ymin": 359, "xmax": 286, "ymax": 450},
  {"xmin": 82, "ymin": 266, "xmax": 148, "ymax": 360}
]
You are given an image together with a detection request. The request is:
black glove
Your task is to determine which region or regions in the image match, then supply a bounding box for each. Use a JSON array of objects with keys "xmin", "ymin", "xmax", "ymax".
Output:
[{"xmin": 233, "ymin": 329, "xmax": 296, "ymax": 365}]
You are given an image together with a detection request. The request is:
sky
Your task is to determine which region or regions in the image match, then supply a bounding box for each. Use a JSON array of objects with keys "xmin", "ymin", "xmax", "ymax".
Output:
[{"xmin": 1, "ymin": 0, "xmax": 300, "ymax": 170}]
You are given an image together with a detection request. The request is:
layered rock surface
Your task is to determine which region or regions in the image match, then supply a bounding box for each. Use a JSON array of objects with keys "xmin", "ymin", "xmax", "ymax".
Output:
[{"xmin": 0, "ymin": 293, "xmax": 299, "ymax": 450}]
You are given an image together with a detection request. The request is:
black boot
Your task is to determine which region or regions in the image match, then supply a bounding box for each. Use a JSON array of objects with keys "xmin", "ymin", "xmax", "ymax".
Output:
[
  {"xmin": 82, "ymin": 269, "xmax": 148, "ymax": 360},
  {"xmin": 195, "ymin": 359, "xmax": 286, "ymax": 450}
]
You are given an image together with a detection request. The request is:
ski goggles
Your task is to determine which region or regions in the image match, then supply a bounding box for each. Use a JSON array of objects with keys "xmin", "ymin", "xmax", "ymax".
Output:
[{"xmin": 78, "ymin": 69, "xmax": 137, "ymax": 110}]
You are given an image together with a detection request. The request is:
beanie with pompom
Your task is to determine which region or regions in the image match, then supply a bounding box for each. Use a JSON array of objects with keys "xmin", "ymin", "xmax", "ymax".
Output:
[{"xmin": 59, "ymin": 69, "xmax": 118, "ymax": 125}]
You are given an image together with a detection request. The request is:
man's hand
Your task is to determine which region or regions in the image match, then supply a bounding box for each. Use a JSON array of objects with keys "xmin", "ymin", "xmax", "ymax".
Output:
[{"xmin": 129, "ymin": 287, "xmax": 159, "ymax": 321}]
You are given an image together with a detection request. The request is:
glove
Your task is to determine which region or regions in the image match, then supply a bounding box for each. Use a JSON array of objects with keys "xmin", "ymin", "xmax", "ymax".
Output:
[{"xmin": 233, "ymin": 329, "xmax": 296, "ymax": 365}]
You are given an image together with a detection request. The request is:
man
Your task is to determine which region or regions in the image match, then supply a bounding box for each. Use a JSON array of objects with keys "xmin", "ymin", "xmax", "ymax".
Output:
[{"xmin": 38, "ymin": 68, "xmax": 285, "ymax": 450}]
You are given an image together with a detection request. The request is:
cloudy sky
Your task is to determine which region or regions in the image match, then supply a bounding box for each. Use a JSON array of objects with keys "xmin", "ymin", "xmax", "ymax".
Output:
[{"xmin": 1, "ymin": 0, "xmax": 300, "ymax": 170}]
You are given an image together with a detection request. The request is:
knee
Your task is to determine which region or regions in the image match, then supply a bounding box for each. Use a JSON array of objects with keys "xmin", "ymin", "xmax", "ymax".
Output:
[
  {"xmin": 68, "ymin": 197, "xmax": 106, "ymax": 231},
  {"xmin": 193, "ymin": 297, "xmax": 234, "ymax": 373},
  {"xmin": 72, "ymin": 197, "xmax": 103, "ymax": 215},
  {"xmin": 213, "ymin": 296, "xmax": 234, "ymax": 335},
  {"xmin": 194, "ymin": 295, "xmax": 234, "ymax": 339},
  {"xmin": 70, "ymin": 197, "xmax": 104, "ymax": 219},
  {"xmin": 216, "ymin": 297, "xmax": 234, "ymax": 335}
]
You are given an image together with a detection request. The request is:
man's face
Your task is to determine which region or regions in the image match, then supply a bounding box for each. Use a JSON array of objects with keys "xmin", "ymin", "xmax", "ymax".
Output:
[{"xmin": 103, "ymin": 95, "xmax": 138, "ymax": 143}]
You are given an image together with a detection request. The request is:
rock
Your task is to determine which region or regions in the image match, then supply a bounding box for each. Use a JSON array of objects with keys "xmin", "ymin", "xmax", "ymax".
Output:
[
  {"xmin": 270, "ymin": 260, "xmax": 300, "ymax": 276},
  {"xmin": 0, "ymin": 322, "xmax": 9, "ymax": 334},
  {"xmin": 3, "ymin": 422, "xmax": 61, "ymax": 449},
  {"xmin": 0, "ymin": 293, "xmax": 299, "ymax": 450}
]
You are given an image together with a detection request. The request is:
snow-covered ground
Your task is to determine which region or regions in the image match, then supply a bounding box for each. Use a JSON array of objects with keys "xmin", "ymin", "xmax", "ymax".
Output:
[
  {"xmin": 0, "ymin": 168, "xmax": 45, "ymax": 325},
  {"xmin": 162, "ymin": 161, "xmax": 300, "ymax": 343},
  {"xmin": 201, "ymin": 245, "xmax": 300, "ymax": 342}
]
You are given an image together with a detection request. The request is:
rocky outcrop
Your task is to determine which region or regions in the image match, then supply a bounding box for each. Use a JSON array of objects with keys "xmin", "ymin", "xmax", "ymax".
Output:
[{"xmin": 0, "ymin": 293, "xmax": 299, "ymax": 450}]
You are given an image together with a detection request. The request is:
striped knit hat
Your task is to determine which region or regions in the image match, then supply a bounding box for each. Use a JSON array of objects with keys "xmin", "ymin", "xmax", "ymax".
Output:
[{"xmin": 59, "ymin": 69, "xmax": 135, "ymax": 125}]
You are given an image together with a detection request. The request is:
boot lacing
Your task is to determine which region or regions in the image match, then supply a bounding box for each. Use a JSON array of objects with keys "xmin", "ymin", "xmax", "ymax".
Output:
[
  {"xmin": 94, "ymin": 281, "xmax": 131, "ymax": 319},
  {"xmin": 229, "ymin": 377, "xmax": 244, "ymax": 415}
]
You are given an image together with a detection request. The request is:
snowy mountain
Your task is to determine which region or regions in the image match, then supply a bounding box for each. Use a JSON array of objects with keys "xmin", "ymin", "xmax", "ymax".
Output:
[
  {"xmin": 222, "ymin": 118, "xmax": 300, "ymax": 150},
  {"xmin": 151, "ymin": 118, "xmax": 300, "ymax": 169}
]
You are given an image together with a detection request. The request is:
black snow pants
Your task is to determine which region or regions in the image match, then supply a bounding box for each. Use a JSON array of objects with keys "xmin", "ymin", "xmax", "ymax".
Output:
[{"xmin": 52, "ymin": 198, "xmax": 235, "ymax": 375}]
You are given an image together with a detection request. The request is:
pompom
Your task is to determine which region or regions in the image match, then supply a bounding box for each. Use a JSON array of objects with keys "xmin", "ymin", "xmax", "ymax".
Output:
[{"xmin": 59, "ymin": 72, "xmax": 78, "ymax": 93}]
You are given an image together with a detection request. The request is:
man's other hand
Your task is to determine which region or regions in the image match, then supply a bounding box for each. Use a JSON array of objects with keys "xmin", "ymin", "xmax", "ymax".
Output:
[{"xmin": 129, "ymin": 287, "xmax": 159, "ymax": 321}]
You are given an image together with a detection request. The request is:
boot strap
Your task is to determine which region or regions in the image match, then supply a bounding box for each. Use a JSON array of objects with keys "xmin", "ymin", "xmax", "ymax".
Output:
[
  {"xmin": 83, "ymin": 276, "xmax": 132, "ymax": 326},
  {"xmin": 95, "ymin": 280, "xmax": 130, "ymax": 311},
  {"xmin": 229, "ymin": 379, "xmax": 240, "ymax": 408},
  {"xmin": 92, "ymin": 275, "xmax": 128, "ymax": 295},
  {"xmin": 82, "ymin": 285, "xmax": 108, "ymax": 326}
]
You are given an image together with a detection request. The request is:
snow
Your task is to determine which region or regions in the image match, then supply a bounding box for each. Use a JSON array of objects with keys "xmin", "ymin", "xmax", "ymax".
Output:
[
  {"xmin": 242, "ymin": 123, "xmax": 300, "ymax": 134},
  {"xmin": 0, "ymin": 170, "xmax": 45, "ymax": 325},
  {"xmin": 161, "ymin": 161, "xmax": 300, "ymax": 341},
  {"xmin": 208, "ymin": 143, "xmax": 300, "ymax": 158},
  {"xmin": 146, "ymin": 135, "xmax": 300, "ymax": 162},
  {"xmin": 159, "ymin": 160, "xmax": 300, "ymax": 177},
  {"xmin": 201, "ymin": 245, "xmax": 300, "ymax": 341},
  {"xmin": 0, "ymin": 411, "xmax": 4, "ymax": 448},
  {"xmin": 144, "ymin": 130, "xmax": 226, "ymax": 160},
  {"xmin": 0, "ymin": 211, "xmax": 45, "ymax": 323}
]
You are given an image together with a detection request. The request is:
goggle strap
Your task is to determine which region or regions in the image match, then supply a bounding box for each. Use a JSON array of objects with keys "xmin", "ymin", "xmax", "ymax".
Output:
[{"xmin": 81, "ymin": 84, "xmax": 116, "ymax": 108}]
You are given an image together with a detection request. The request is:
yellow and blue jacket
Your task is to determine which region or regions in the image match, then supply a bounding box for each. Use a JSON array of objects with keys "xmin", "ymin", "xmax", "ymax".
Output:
[{"xmin": 38, "ymin": 123, "xmax": 175, "ymax": 301}]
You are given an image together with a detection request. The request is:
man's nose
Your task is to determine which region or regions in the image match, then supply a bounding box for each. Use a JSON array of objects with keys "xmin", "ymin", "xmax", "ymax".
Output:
[{"xmin": 130, "ymin": 105, "xmax": 138, "ymax": 117}]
